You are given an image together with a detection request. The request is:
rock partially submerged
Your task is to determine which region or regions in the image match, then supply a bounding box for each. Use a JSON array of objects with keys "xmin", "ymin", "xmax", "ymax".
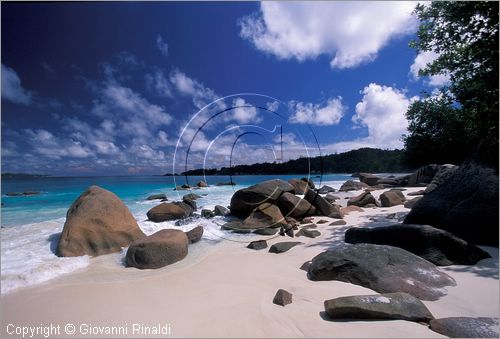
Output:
[
  {"xmin": 56, "ymin": 186, "xmax": 145, "ymax": 257},
  {"xmin": 147, "ymin": 202, "xmax": 194, "ymax": 222},
  {"xmin": 345, "ymin": 224, "xmax": 490, "ymax": 266},
  {"xmin": 186, "ymin": 226, "xmax": 203, "ymax": 243},
  {"xmin": 324, "ymin": 292, "xmax": 434, "ymax": 322},
  {"xmin": 308, "ymin": 243, "xmax": 456, "ymax": 300},
  {"xmin": 247, "ymin": 240, "xmax": 268, "ymax": 250},
  {"xmin": 146, "ymin": 193, "xmax": 167, "ymax": 201}
]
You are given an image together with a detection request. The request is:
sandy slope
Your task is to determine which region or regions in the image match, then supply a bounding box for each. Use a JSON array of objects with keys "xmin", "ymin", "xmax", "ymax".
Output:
[{"xmin": 1, "ymin": 188, "xmax": 498, "ymax": 338}]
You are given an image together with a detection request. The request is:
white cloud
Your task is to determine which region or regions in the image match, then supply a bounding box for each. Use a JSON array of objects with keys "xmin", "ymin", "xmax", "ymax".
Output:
[
  {"xmin": 169, "ymin": 69, "xmax": 220, "ymax": 109},
  {"xmin": 231, "ymin": 97, "xmax": 262, "ymax": 124},
  {"xmin": 145, "ymin": 69, "xmax": 172, "ymax": 97},
  {"xmin": 239, "ymin": 2, "xmax": 417, "ymax": 69},
  {"xmin": 409, "ymin": 50, "xmax": 451, "ymax": 87},
  {"xmin": 1, "ymin": 64, "xmax": 33, "ymax": 104},
  {"xmin": 101, "ymin": 84, "xmax": 172, "ymax": 125},
  {"xmin": 156, "ymin": 35, "xmax": 169, "ymax": 57},
  {"xmin": 24, "ymin": 129, "xmax": 92, "ymax": 159},
  {"xmin": 288, "ymin": 97, "xmax": 345, "ymax": 126},
  {"xmin": 350, "ymin": 83, "xmax": 416, "ymax": 148}
]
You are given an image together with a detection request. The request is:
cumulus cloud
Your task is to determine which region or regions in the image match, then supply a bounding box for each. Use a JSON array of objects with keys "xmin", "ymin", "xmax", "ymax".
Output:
[
  {"xmin": 169, "ymin": 69, "xmax": 220, "ymax": 109},
  {"xmin": 409, "ymin": 50, "xmax": 451, "ymax": 87},
  {"xmin": 145, "ymin": 68, "xmax": 172, "ymax": 98},
  {"xmin": 239, "ymin": 2, "xmax": 417, "ymax": 69},
  {"xmin": 288, "ymin": 97, "xmax": 345, "ymax": 126},
  {"xmin": 1, "ymin": 64, "xmax": 33, "ymax": 105},
  {"xmin": 353, "ymin": 83, "xmax": 416, "ymax": 147},
  {"xmin": 231, "ymin": 97, "xmax": 262, "ymax": 124},
  {"xmin": 156, "ymin": 35, "xmax": 169, "ymax": 57},
  {"xmin": 24, "ymin": 129, "xmax": 92, "ymax": 159}
]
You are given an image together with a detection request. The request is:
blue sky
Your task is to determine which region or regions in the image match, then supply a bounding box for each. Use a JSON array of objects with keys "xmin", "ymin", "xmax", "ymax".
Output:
[{"xmin": 1, "ymin": 2, "xmax": 447, "ymax": 176}]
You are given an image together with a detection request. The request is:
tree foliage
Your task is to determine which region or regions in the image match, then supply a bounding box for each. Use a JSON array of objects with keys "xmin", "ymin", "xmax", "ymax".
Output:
[{"xmin": 404, "ymin": 1, "xmax": 499, "ymax": 169}]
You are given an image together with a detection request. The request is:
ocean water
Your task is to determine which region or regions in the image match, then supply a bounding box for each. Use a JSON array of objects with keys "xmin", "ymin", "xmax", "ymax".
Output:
[{"xmin": 0, "ymin": 174, "xmax": 352, "ymax": 294}]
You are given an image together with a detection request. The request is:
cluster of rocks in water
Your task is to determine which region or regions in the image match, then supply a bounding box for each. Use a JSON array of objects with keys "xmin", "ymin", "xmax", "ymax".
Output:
[{"xmin": 53, "ymin": 163, "xmax": 499, "ymax": 337}]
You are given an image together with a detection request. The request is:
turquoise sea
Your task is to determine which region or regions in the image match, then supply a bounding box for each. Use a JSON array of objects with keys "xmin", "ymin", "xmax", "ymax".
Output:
[{"xmin": 0, "ymin": 174, "xmax": 352, "ymax": 294}]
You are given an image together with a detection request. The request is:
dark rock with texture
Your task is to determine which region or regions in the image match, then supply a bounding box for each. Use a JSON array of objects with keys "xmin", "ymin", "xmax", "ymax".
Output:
[
  {"xmin": 380, "ymin": 190, "xmax": 406, "ymax": 207},
  {"xmin": 358, "ymin": 173, "xmax": 383, "ymax": 186},
  {"xmin": 430, "ymin": 317, "xmax": 499, "ymax": 338},
  {"xmin": 242, "ymin": 202, "xmax": 286, "ymax": 229},
  {"xmin": 229, "ymin": 180, "xmax": 294, "ymax": 218},
  {"xmin": 254, "ymin": 227, "xmax": 278, "ymax": 235},
  {"xmin": 269, "ymin": 241, "xmax": 303, "ymax": 253},
  {"xmin": 339, "ymin": 180, "xmax": 369, "ymax": 192},
  {"xmin": 201, "ymin": 209, "xmax": 215, "ymax": 218},
  {"xmin": 288, "ymin": 179, "xmax": 309, "ymax": 195},
  {"xmin": 305, "ymin": 189, "xmax": 342, "ymax": 218},
  {"xmin": 317, "ymin": 185, "xmax": 336, "ymax": 194},
  {"xmin": 424, "ymin": 164, "xmax": 458, "ymax": 193},
  {"xmin": 147, "ymin": 202, "xmax": 193, "ymax": 222},
  {"xmin": 56, "ymin": 186, "xmax": 145, "ymax": 257},
  {"xmin": 247, "ymin": 240, "xmax": 268, "ymax": 250},
  {"xmin": 186, "ymin": 226, "xmax": 203, "ymax": 243},
  {"xmin": 126, "ymin": 229, "xmax": 189, "ymax": 269},
  {"xmin": 330, "ymin": 220, "xmax": 347, "ymax": 226},
  {"xmin": 276, "ymin": 192, "xmax": 315, "ymax": 220},
  {"xmin": 147, "ymin": 194, "xmax": 167, "ymax": 201},
  {"xmin": 296, "ymin": 228, "xmax": 321, "ymax": 238},
  {"xmin": 214, "ymin": 205, "xmax": 229, "ymax": 216},
  {"xmin": 308, "ymin": 243, "xmax": 456, "ymax": 300},
  {"xmin": 404, "ymin": 197, "xmax": 422, "ymax": 209},
  {"xmin": 273, "ymin": 289, "xmax": 293, "ymax": 306},
  {"xmin": 404, "ymin": 164, "xmax": 499, "ymax": 246},
  {"xmin": 345, "ymin": 224, "xmax": 490, "ymax": 266},
  {"xmin": 347, "ymin": 191, "xmax": 377, "ymax": 207},
  {"xmin": 324, "ymin": 292, "xmax": 434, "ymax": 322},
  {"xmin": 183, "ymin": 193, "xmax": 202, "ymax": 201}
]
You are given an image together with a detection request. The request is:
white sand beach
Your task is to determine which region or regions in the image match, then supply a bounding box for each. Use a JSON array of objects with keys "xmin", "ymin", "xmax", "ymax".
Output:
[{"xmin": 1, "ymin": 188, "xmax": 498, "ymax": 338}]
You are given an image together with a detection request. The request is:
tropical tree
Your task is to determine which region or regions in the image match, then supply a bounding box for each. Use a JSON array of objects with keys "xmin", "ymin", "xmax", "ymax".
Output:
[{"xmin": 404, "ymin": 1, "xmax": 499, "ymax": 169}]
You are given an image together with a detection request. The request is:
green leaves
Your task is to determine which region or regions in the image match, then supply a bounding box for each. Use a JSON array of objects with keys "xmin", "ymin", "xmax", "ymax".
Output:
[{"xmin": 405, "ymin": 1, "xmax": 498, "ymax": 169}]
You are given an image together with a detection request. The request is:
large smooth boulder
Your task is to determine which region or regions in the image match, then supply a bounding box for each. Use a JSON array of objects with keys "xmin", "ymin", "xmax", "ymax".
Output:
[
  {"xmin": 404, "ymin": 164, "xmax": 499, "ymax": 246},
  {"xmin": 146, "ymin": 202, "xmax": 193, "ymax": 222},
  {"xmin": 276, "ymin": 192, "xmax": 315, "ymax": 220},
  {"xmin": 308, "ymin": 243, "xmax": 456, "ymax": 300},
  {"xmin": 56, "ymin": 186, "xmax": 145, "ymax": 257},
  {"xmin": 301, "ymin": 177, "xmax": 315, "ymax": 189},
  {"xmin": 345, "ymin": 224, "xmax": 490, "ymax": 266},
  {"xmin": 347, "ymin": 191, "xmax": 377, "ymax": 207},
  {"xmin": 229, "ymin": 180, "xmax": 294, "ymax": 218},
  {"xmin": 304, "ymin": 189, "xmax": 342, "ymax": 218},
  {"xmin": 358, "ymin": 173, "xmax": 383, "ymax": 186},
  {"xmin": 324, "ymin": 292, "xmax": 434, "ymax": 322},
  {"xmin": 242, "ymin": 202, "xmax": 287, "ymax": 229},
  {"xmin": 339, "ymin": 180, "xmax": 369, "ymax": 192},
  {"xmin": 380, "ymin": 190, "xmax": 406, "ymax": 207},
  {"xmin": 406, "ymin": 164, "xmax": 440, "ymax": 186},
  {"xmin": 429, "ymin": 317, "xmax": 499, "ymax": 338},
  {"xmin": 288, "ymin": 179, "xmax": 309, "ymax": 195},
  {"xmin": 404, "ymin": 197, "xmax": 422, "ymax": 209},
  {"xmin": 424, "ymin": 164, "xmax": 458, "ymax": 193},
  {"xmin": 126, "ymin": 229, "xmax": 188, "ymax": 269}
]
